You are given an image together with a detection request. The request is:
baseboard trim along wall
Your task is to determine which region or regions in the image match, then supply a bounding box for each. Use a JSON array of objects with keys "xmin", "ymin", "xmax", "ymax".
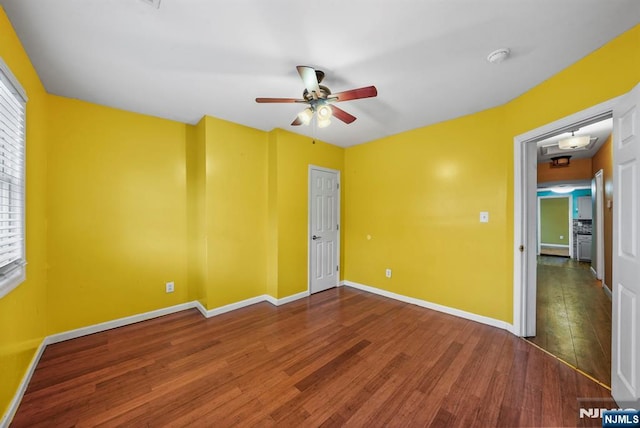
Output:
[
  {"xmin": 603, "ymin": 283, "xmax": 612, "ymax": 299},
  {"xmin": 343, "ymin": 280, "xmax": 514, "ymax": 333},
  {"xmin": 1, "ymin": 341, "xmax": 47, "ymax": 428},
  {"xmin": 540, "ymin": 243, "xmax": 570, "ymax": 248},
  {"xmin": 1, "ymin": 291, "xmax": 310, "ymax": 427}
]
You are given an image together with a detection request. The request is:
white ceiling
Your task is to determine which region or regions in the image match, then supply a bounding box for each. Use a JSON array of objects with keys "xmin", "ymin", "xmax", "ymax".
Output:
[{"xmin": 1, "ymin": 0, "xmax": 638, "ymax": 147}]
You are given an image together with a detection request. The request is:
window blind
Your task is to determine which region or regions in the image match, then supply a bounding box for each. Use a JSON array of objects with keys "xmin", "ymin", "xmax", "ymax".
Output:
[{"xmin": 0, "ymin": 59, "xmax": 26, "ymax": 294}]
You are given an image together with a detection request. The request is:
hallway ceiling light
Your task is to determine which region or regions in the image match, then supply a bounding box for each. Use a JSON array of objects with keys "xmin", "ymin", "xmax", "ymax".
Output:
[
  {"xmin": 558, "ymin": 131, "xmax": 590, "ymax": 149},
  {"xmin": 550, "ymin": 185, "xmax": 574, "ymax": 194}
]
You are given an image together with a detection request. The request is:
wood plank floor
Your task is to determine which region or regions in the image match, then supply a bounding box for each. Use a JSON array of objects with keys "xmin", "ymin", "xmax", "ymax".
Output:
[
  {"xmin": 11, "ymin": 287, "xmax": 613, "ymax": 427},
  {"xmin": 528, "ymin": 256, "xmax": 611, "ymax": 386}
]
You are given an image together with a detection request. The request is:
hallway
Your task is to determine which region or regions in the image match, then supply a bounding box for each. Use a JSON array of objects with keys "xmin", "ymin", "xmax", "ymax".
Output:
[{"xmin": 527, "ymin": 256, "xmax": 611, "ymax": 386}]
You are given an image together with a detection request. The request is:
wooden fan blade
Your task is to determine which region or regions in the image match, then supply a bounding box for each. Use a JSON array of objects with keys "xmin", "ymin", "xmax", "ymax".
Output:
[
  {"xmin": 330, "ymin": 86, "xmax": 378, "ymax": 102},
  {"xmin": 256, "ymin": 97, "xmax": 304, "ymax": 103},
  {"xmin": 330, "ymin": 105, "xmax": 357, "ymax": 124},
  {"xmin": 291, "ymin": 116, "xmax": 303, "ymax": 126},
  {"xmin": 297, "ymin": 66, "xmax": 320, "ymax": 96}
]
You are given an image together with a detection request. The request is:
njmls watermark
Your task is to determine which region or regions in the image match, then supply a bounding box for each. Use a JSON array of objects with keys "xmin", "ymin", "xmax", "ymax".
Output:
[{"xmin": 578, "ymin": 398, "xmax": 639, "ymax": 427}]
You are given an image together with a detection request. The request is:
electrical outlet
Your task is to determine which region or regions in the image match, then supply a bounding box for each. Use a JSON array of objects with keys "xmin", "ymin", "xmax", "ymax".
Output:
[
  {"xmin": 385, "ymin": 269, "xmax": 392, "ymax": 278},
  {"xmin": 479, "ymin": 211, "xmax": 489, "ymax": 223},
  {"xmin": 165, "ymin": 281, "xmax": 174, "ymax": 293}
]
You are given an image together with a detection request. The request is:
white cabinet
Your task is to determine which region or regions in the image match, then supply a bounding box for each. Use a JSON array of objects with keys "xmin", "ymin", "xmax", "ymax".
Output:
[
  {"xmin": 577, "ymin": 196, "xmax": 592, "ymax": 220},
  {"xmin": 577, "ymin": 234, "xmax": 592, "ymax": 261}
]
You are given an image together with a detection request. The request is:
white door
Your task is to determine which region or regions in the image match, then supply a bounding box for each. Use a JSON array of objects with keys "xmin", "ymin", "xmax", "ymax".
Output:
[
  {"xmin": 309, "ymin": 167, "xmax": 340, "ymax": 294},
  {"xmin": 612, "ymin": 83, "xmax": 640, "ymax": 407}
]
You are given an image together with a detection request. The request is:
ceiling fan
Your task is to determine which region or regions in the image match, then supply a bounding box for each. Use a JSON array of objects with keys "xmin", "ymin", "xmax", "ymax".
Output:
[{"xmin": 256, "ymin": 66, "xmax": 377, "ymax": 128}]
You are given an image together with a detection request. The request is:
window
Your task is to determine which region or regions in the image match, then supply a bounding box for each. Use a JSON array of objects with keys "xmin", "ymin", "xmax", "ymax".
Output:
[{"xmin": 0, "ymin": 57, "xmax": 27, "ymax": 299}]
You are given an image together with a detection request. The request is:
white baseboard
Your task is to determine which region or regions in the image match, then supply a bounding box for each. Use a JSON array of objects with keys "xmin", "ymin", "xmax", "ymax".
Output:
[
  {"xmin": 540, "ymin": 243, "xmax": 570, "ymax": 248},
  {"xmin": 343, "ymin": 280, "xmax": 514, "ymax": 333},
  {"xmin": 264, "ymin": 291, "xmax": 309, "ymax": 306},
  {"xmin": 0, "ymin": 340, "xmax": 47, "ymax": 428},
  {"xmin": 1, "ymin": 290, "xmax": 310, "ymax": 426},
  {"xmin": 48, "ymin": 302, "xmax": 199, "ymax": 344},
  {"xmin": 202, "ymin": 295, "xmax": 267, "ymax": 318},
  {"xmin": 603, "ymin": 283, "xmax": 612, "ymax": 299}
]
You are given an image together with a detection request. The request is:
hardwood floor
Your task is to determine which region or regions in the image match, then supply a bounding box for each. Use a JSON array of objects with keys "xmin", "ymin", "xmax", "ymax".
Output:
[
  {"xmin": 11, "ymin": 287, "xmax": 612, "ymax": 427},
  {"xmin": 528, "ymin": 256, "xmax": 612, "ymax": 387}
]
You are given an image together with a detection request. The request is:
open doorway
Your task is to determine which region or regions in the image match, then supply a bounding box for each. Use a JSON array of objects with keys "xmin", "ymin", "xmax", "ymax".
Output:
[
  {"xmin": 514, "ymin": 84, "xmax": 640, "ymax": 407},
  {"xmin": 533, "ymin": 119, "xmax": 612, "ymax": 385},
  {"xmin": 513, "ymin": 101, "xmax": 619, "ymax": 387},
  {"xmin": 529, "ymin": 122, "xmax": 613, "ymax": 385}
]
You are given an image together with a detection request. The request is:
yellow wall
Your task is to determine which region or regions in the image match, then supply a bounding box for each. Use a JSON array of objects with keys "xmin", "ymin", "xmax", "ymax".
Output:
[
  {"xmin": 186, "ymin": 121, "xmax": 207, "ymax": 305},
  {"xmin": 0, "ymin": 6, "xmax": 49, "ymax": 418},
  {"xmin": 46, "ymin": 95, "xmax": 190, "ymax": 333},
  {"xmin": 186, "ymin": 122, "xmax": 344, "ymax": 307},
  {"xmin": 269, "ymin": 130, "xmax": 345, "ymax": 298},
  {"xmin": 202, "ymin": 116, "xmax": 268, "ymax": 308},
  {"xmin": 344, "ymin": 24, "xmax": 639, "ymax": 323},
  {"xmin": 345, "ymin": 106, "xmax": 513, "ymax": 320}
]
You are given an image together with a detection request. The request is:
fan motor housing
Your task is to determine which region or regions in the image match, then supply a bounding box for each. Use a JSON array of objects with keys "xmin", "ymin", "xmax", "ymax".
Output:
[{"xmin": 303, "ymin": 85, "xmax": 331, "ymax": 101}]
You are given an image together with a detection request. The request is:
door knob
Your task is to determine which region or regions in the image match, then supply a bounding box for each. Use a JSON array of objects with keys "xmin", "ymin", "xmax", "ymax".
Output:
[{"xmin": 312, "ymin": 235, "xmax": 321, "ymax": 240}]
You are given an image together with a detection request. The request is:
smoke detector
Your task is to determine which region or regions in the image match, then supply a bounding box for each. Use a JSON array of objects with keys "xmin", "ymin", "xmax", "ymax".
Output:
[{"xmin": 487, "ymin": 48, "xmax": 511, "ymax": 64}]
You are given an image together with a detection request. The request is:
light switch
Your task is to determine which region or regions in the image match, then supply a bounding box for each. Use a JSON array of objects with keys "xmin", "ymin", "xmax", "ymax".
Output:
[{"xmin": 480, "ymin": 212, "xmax": 489, "ymax": 223}]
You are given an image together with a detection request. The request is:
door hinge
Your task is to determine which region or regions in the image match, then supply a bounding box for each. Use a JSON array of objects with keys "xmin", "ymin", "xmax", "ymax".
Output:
[
  {"xmin": 337, "ymin": 265, "xmax": 339, "ymax": 271},
  {"xmin": 336, "ymin": 182, "xmax": 340, "ymax": 190},
  {"xmin": 337, "ymin": 224, "xmax": 339, "ymax": 231}
]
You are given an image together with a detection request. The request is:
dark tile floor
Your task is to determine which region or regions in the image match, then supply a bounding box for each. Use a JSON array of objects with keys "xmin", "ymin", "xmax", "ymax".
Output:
[{"xmin": 527, "ymin": 256, "xmax": 611, "ymax": 386}]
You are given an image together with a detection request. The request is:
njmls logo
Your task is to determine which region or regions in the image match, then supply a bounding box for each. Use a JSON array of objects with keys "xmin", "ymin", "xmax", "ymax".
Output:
[
  {"xmin": 601, "ymin": 410, "xmax": 640, "ymax": 427},
  {"xmin": 579, "ymin": 408, "xmax": 610, "ymax": 419},
  {"xmin": 580, "ymin": 408, "xmax": 639, "ymax": 419},
  {"xmin": 577, "ymin": 398, "xmax": 639, "ymax": 426}
]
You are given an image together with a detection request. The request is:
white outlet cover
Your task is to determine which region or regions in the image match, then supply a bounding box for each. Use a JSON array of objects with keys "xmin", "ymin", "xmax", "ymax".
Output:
[
  {"xmin": 480, "ymin": 212, "xmax": 489, "ymax": 223},
  {"xmin": 166, "ymin": 281, "xmax": 174, "ymax": 293}
]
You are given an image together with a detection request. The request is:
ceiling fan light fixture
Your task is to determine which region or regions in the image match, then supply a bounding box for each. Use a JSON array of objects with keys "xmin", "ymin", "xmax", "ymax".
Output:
[
  {"xmin": 297, "ymin": 108, "xmax": 313, "ymax": 126},
  {"xmin": 317, "ymin": 104, "xmax": 332, "ymax": 120},
  {"xmin": 317, "ymin": 117, "xmax": 331, "ymax": 128},
  {"xmin": 558, "ymin": 133, "xmax": 590, "ymax": 150}
]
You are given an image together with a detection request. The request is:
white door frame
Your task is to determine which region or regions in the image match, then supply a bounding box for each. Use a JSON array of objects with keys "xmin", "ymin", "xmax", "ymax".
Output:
[
  {"xmin": 595, "ymin": 169, "xmax": 605, "ymax": 282},
  {"xmin": 513, "ymin": 95, "xmax": 623, "ymax": 337},
  {"xmin": 308, "ymin": 165, "xmax": 341, "ymax": 293}
]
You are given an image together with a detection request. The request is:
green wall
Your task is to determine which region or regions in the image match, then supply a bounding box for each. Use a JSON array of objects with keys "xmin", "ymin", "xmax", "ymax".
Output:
[{"xmin": 540, "ymin": 197, "xmax": 570, "ymax": 245}]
